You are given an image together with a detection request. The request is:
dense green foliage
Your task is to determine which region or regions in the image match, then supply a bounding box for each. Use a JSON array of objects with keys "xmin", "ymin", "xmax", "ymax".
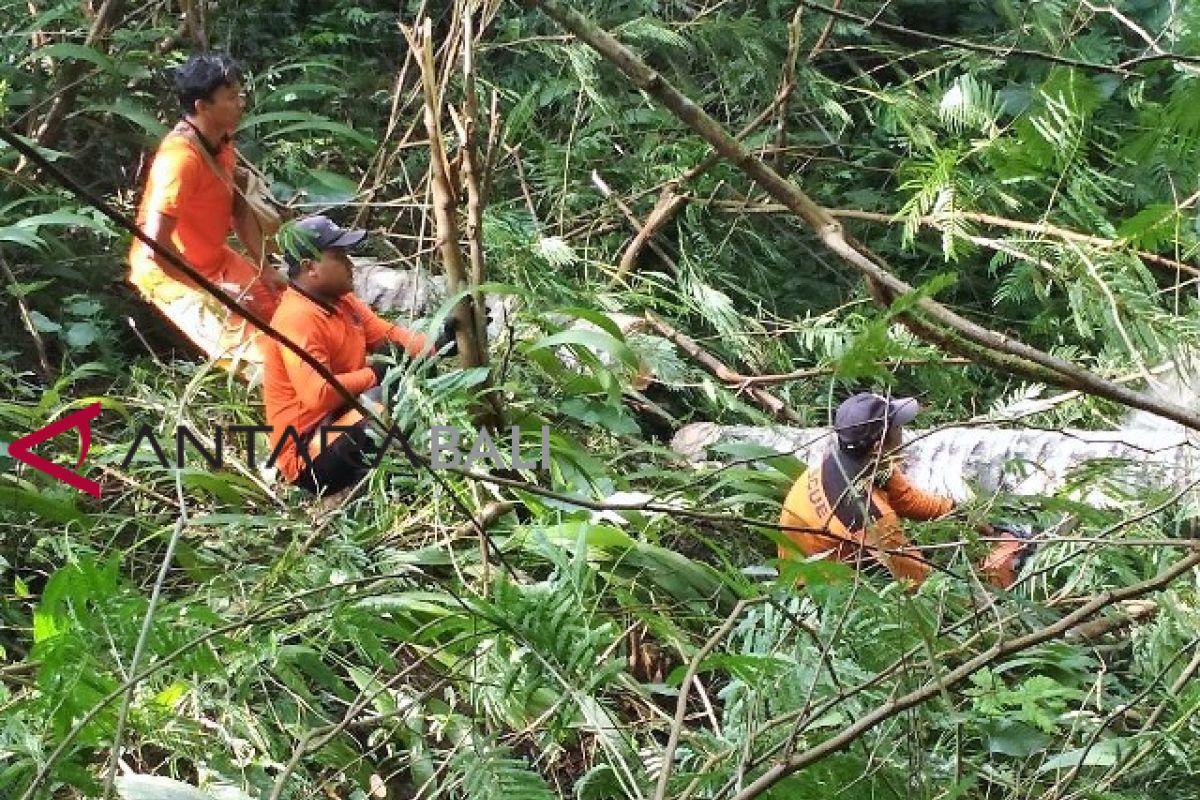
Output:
[{"xmin": 3, "ymin": 1, "xmax": 1200, "ymax": 799}]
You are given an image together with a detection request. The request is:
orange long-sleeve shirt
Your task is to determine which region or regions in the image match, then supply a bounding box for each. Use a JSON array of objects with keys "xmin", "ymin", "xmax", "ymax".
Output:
[
  {"xmin": 779, "ymin": 447, "xmax": 954, "ymax": 584},
  {"xmin": 262, "ymin": 286, "xmax": 430, "ymax": 481}
]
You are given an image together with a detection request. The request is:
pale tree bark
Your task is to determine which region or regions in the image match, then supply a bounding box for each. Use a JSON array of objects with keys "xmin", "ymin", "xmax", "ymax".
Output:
[
  {"xmin": 402, "ymin": 18, "xmax": 486, "ymax": 370},
  {"xmin": 523, "ymin": 0, "xmax": 1200, "ymax": 432},
  {"xmin": 156, "ymin": 0, "xmax": 208, "ymax": 54},
  {"xmin": 456, "ymin": 5, "xmax": 490, "ymax": 352},
  {"xmin": 671, "ymin": 421, "xmax": 1199, "ymax": 506}
]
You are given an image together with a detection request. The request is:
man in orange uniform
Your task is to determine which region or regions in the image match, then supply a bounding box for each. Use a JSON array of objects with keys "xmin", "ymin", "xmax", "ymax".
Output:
[
  {"xmin": 779, "ymin": 393, "xmax": 1032, "ymax": 589},
  {"xmin": 128, "ymin": 51, "xmax": 286, "ymax": 379},
  {"xmin": 263, "ymin": 215, "xmax": 455, "ymax": 495}
]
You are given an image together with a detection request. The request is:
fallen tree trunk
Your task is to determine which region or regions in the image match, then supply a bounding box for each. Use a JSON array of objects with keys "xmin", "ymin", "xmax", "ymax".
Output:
[{"xmin": 671, "ymin": 422, "xmax": 1199, "ymax": 506}]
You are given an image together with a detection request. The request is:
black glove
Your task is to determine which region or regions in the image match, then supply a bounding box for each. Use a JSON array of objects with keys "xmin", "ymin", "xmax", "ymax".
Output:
[
  {"xmin": 369, "ymin": 360, "xmax": 389, "ymax": 386},
  {"xmin": 434, "ymin": 300, "xmax": 496, "ymax": 357},
  {"xmin": 435, "ymin": 315, "xmax": 459, "ymax": 357}
]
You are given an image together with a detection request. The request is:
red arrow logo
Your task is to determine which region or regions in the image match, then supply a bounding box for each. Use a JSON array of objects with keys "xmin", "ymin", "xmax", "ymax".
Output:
[{"xmin": 8, "ymin": 403, "xmax": 101, "ymax": 498}]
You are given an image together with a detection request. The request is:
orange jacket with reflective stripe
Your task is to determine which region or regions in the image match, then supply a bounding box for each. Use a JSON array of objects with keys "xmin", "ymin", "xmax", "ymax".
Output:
[
  {"xmin": 779, "ymin": 447, "xmax": 954, "ymax": 584},
  {"xmin": 262, "ymin": 286, "xmax": 429, "ymax": 481}
]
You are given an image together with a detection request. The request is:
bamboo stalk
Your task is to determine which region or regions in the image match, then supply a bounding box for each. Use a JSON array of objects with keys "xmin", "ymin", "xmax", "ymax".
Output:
[
  {"xmin": 459, "ymin": 7, "xmax": 490, "ymax": 354},
  {"xmin": 402, "ymin": 18, "xmax": 485, "ymax": 369}
]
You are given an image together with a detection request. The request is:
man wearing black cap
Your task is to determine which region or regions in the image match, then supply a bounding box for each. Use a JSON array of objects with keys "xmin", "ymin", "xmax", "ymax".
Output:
[
  {"xmin": 778, "ymin": 392, "xmax": 1031, "ymax": 589},
  {"xmin": 262, "ymin": 215, "xmax": 455, "ymax": 494}
]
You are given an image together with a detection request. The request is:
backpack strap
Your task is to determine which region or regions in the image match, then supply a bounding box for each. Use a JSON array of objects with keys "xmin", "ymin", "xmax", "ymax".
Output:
[{"xmin": 170, "ymin": 124, "xmax": 237, "ymax": 195}]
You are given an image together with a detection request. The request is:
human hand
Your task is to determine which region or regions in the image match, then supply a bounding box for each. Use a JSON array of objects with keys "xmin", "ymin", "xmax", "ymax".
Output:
[
  {"xmin": 434, "ymin": 299, "xmax": 495, "ymax": 357},
  {"xmin": 991, "ymin": 521, "xmax": 1037, "ymax": 571},
  {"xmin": 367, "ymin": 356, "xmax": 389, "ymax": 386},
  {"xmin": 217, "ymin": 282, "xmax": 244, "ymax": 302}
]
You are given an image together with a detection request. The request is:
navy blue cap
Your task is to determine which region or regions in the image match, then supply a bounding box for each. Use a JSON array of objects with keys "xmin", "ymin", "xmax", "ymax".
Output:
[
  {"xmin": 282, "ymin": 215, "xmax": 367, "ymax": 271},
  {"xmin": 834, "ymin": 393, "xmax": 919, "ymax": 451}
]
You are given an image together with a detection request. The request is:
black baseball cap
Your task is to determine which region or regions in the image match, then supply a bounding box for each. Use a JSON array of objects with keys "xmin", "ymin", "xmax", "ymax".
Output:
[
  {"xmin": 281, "ymin": 215, "xmax": 367, "ymax": 273},
  {"xmin": 834, "ymin": 392, "xmax": 919, "ymax": 451}
]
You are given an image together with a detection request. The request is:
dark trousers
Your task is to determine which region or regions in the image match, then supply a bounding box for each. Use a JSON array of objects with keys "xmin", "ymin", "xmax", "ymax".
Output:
[
  {"xmin": 292, "ymin": 387, "xmax": 386, "ymax": 496},
  {"xmin": 293, "ymin": 419, "xmax": 373, "ymax": 495}
]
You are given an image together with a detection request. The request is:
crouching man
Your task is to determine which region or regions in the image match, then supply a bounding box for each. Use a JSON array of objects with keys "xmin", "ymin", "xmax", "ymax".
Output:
[
  {"xmin": 778, "ymin": 392, "xmax": 1034, "ymax": 589},
  {"xmin": 263, "ymin": 215, "xmax": 455, "ymax": 495}
]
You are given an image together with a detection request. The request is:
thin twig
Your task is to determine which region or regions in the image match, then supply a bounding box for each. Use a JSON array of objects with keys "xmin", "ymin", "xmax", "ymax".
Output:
[
  {"xmin": 654, "ymin": 598, "xmax": 762, "ymax": 800},
  {"xmin": 728, "ymin": 550, "xmax": 1200, "ymax": 800},
  {"xmin": 103, "ymin": 476, "xmax": 189, "ymax": 800},
  {"xmin": 645, "ymin": 311, "xmax": 804, "ymax": 423},
  {"xmin": 0, "ymin": 246, "xmax": 53, "ymax": 380}
]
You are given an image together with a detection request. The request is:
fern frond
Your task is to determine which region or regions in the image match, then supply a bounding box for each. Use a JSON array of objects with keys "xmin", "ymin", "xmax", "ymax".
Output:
[
  {"xmin": 939, "ymin": 73, "xmax": 1002, "ymax": 136},
  {"xmin": 615, "ymin": 17, "xmax": 691, "ymax": 53},
  {"xmin": 452, "ymin": 741, "xmax": 555, "ymax": 800},
  {"xmin": 897, "ymin": 146, "xmax": 963, "ymax": 247}
]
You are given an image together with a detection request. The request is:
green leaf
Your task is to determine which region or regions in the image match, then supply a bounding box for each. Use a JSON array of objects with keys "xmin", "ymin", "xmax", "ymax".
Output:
[
  {"xmin": 574, "ymin": 763, "xmax": 624, "ymax": 800},
  {"xmin": 29, "ymin": 43, "xmax": 115, "ymax": 73},
  {"xmin": 711, "ymin": 442, "xmax": 805, "ymax": 480},
  {"xmin": 32, "ymin": 608, "xmax": 62, "ymax": 642},
  {"xmin": 665, "ymin": 652, "xmax": 795, "ymax": 687},
  {"xmin": 537, "ymin": 521, "xmax": 638, "ymax": 549},
  {"xmin": 29, "ymin": 310, "xmax": 60, "ymax": 334},
  {"xmin": 559, "ymin": 397, "xmax": 640, "ymax": 435},
  {"xmin": 0, "ymin": 226, "xmax": 45, "ymax": 249},
  {"xmin": 353, "ymin": 592, "xmax": 458, "ymax": 617},
  {"xmin": 16, "ymin": 210, "xmax": 112, "ymax": 236},
  {"xmin": 0, "ymin": 134, "xmax": 68, "ymax": 164},
  {"xmin": 985, "ymin": 720, "xmax": 1052, "ymax": 757},
  {"xmin": 298, "ymin": 169, "xmax": 359, "ymax": 204},
  {"xmin": 1116, "ymin": 204, "xmax": 1179, "ymax": 251},
  {"xmin": 238, "ymin": 111, "xmax": 373, "ymax": 148},
  {"xmin": 1037, "ymin": 739, "xmax": 1126, "ymax": 772},
  {"xmin": 258, "ymin": 82, "xmax": 345, "ymax": 106},
  {"xmin": 81, "ymin": 99, "xmax": 168, "ymax": 137},
  {"xmin": 65, "ymin": 321, "xmax": 99, "ymax": 349},
  {"xmin": 554, "ymin": 307, "xmax": 628, "ymax": 339},
  {"xmin": 526, "ymin": 329, "xmax": 640, "ymax": 369},
  {"xmin": 5, "ymin": 279, "xmax": 52, "ymax": 298}
]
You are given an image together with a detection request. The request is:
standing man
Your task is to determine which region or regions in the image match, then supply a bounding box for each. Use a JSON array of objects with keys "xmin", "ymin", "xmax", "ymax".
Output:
[
  {"xmin": 128, "ymin": 51, "xmax": 286, "ymax": 379},
  {"xmin": 264, "ymin": 215, "xmax": 457, "ymax": 495},
  {"xmin": 779, "ymin": 392, "xmax": 1033, "ymax": 589}
]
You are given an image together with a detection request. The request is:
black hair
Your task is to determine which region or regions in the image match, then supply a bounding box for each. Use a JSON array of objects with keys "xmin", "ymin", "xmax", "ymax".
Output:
[
  {"xmin": 173, "ymin": 52, "xmax": 242, "ymax": 114},
  {"xmin": 286, "ymin": 260, "xmax": 303, "ymax": 279}
]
